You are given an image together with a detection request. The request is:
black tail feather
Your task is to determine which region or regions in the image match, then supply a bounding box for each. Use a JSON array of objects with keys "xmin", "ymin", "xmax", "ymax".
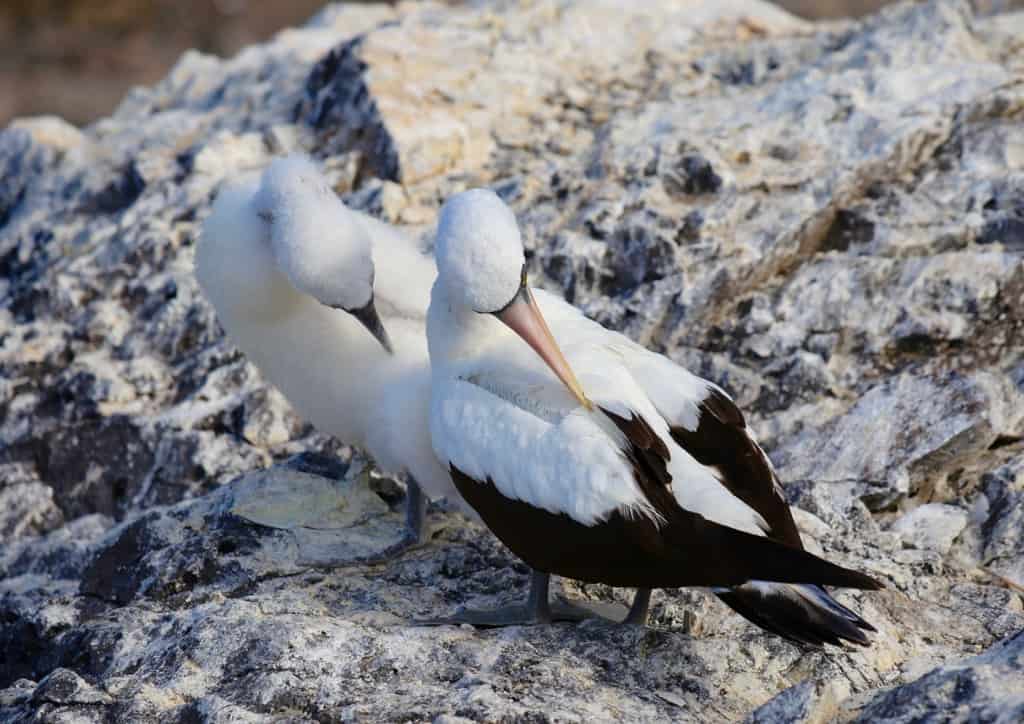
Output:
[
  {"xmin": 715, "ymin": 582, "xmax": 876, "ymax": 648},
  {"xmin": 672, "ymin": 519, "xmax": 885, "ymax": 591}
]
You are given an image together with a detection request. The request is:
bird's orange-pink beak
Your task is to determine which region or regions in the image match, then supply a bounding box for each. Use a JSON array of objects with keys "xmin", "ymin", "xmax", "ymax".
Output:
[{"xmin": 495, "ymin": 285, "xmax": 593, "ymax": 411}]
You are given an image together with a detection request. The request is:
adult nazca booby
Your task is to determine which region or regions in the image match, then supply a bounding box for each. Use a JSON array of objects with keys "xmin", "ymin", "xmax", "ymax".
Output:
[{"xmin": 423, "ymin": 188, "xmax": 881, "ymax": 646}]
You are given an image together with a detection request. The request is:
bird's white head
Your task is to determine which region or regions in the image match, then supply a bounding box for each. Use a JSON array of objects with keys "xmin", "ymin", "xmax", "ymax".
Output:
[
  {"xmin": 434, "ymin": 189, "xmax": 592, "ymax": 410},
  {"xmin": 196, "ymin": 155, "xmax": 392, "ymax": 352},
  {"xmin": 435, "ymin": 188, "xmax": 525, "ymax": 314},
  {"xmin": 259, "ymin": 156, "xmax": 393, "ymax": 351},
  {"xmin": 254, "ymin": 155, "xmax": 375, "ymax": 313}
]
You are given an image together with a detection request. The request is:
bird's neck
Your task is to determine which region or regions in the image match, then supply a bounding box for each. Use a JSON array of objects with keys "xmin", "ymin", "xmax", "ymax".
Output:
[{"xmin": 426, "ymin": 279, "xmax": 511, "ymax": 376}]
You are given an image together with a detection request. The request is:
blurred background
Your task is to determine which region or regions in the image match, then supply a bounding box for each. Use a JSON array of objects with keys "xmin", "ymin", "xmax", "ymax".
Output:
[{"xmin": 0, "ymin": 0, "xmax": 1008, "ymax": 127}]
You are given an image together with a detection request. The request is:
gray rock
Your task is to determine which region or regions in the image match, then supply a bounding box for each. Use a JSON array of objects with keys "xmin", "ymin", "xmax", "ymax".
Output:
[
  {"xmin": 1, "ymin": 0, "xmax": 1024, "ymax": 721},
  {"xmin": 850, "ymin": 630, "xmax": 1024, "ymax": 722},
  {"xmin": 775, "ymin": 371, "xmax": 1022, "ymax": 510},
  {"xmin": 890, "ymin": 503, "xmax": 969, "ymax": 555},
  {"xmin": 31, "ymin": 668, "xmax": 111, "ymax": 707},
  {"xmin": 0, "ymin": 469, "xmax": 63, "ymax": 540},
  {"xmin": 0, "ymin": 679, "xmax": 35, "ymax": 711},
  {"xmin": 0, "ymin": 668, "xmax": 117, "ymax": 724},
  {"xmin": 965, "ymin": 451, "xmax": 1024, "ymax": 586},
  {"xmin": 745, "ymin": 679, "xmax": 844, "ymax": 724}
]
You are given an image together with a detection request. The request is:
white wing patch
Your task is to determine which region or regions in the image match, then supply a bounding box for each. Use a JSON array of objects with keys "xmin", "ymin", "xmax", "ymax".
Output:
[
  {"xmin": 595, "ymin": 343, "xmax": 771, "ymax": 536},
  {"xmin": 429, "ymin": 375, "xmax": 658, "ymax": 527},
  {"xmin": 616, "ymin": 345, "xmax": 712, "ymax": 432},
  {"xmin": 667, "ymin": 448, "xmax": 770, "ymax": 536}
]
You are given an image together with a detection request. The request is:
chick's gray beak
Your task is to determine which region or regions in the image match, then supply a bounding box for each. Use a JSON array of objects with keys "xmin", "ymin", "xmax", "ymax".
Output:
[{"xmin": 347, "ymin": 297, "xmax": 394, "ymax": 355}]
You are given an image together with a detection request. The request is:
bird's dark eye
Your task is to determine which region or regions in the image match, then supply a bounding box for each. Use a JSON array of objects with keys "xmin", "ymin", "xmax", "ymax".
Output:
[{"xmin": 489, "ymin": 264, "xmax": 529, "ymax": 316}]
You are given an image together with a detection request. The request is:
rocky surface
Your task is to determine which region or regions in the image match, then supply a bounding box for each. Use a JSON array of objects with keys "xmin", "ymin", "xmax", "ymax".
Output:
[{"xmin": 1, "ymin": 0, "xmax": 1023, "ymax": 721}]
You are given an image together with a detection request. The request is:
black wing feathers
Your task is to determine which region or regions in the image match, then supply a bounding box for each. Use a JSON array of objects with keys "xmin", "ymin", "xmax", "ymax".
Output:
[
  {"xmin": 598, "ymin": 407, "xmax": 881, "ymax": 591},
  {"xmin": 669, "ymin": 387, "xmax": 802, "ymax": 548}
]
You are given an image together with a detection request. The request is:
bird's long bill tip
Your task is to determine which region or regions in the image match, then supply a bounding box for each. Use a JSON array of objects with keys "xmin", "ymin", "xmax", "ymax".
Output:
[
  {"xmin": 495, "ymin": 286, "xmax": 594, "ymax": 411},
  {"xmin": 347, "ymin": 296, "xmax": 394, "ymax": 355}
]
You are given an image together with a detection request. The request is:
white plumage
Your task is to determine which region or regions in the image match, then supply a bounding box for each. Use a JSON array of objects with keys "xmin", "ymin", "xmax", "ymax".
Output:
[
  {"xmin": 435, "ymin": 188, "xmax": 526, "ymax": 314},
  {"xmin": 194, "ymin": 156, "xmax": 456, "ymax": 536},
  {"xmin": 428, "ymin": 286, "xmax": 768, "ymax": 536}
]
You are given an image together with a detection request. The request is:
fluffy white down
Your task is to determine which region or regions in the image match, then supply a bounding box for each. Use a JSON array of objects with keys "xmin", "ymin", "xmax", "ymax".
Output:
[
  {"xmin": 256, "ymin": 155, "xmax": 374, "ymax": 311},
  {"xmin": 194, "ymin": 158, "xmax": 456, "ymax": 504},
  {"xmin": 195, "ymin": 175, "xmax": 295, "ymax": 323},
  {"xmin": 358, "ymin": 211, "xmax": 435, "ymax": 322},
  {"xmin": 364, "ymin": 317, "xmax": 461, "ymax": 503},
  {"xmin": 435, "ymin": 189, "xmax": 524, "ymax": 314}
]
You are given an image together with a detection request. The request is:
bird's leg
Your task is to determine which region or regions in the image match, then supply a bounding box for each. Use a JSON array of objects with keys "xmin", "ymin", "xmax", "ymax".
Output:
[
  {"xmin": 414, "ymin": 570, "xmax": 630, "ymax": 628},
  {"xmin": 531, "ymin": 572, "xmax": 642, "ymax": 624},
  {"xmin": 525, "ymin": 570, "xmax": 553, "ymax": 623},
  {"xmin": 357, "ymin": 477, "xmax": 429, "ymax": 565},
  {"xmin": 405, "ymin": 477, "xmax": 426, "ymax": 543},
  {"xmin": 622, "ymin": 588, "xmax": 652, "ymax": 626}
]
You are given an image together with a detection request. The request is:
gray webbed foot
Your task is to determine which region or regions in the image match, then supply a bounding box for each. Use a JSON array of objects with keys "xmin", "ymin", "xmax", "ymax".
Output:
[
  {"xmin": 414, "ymin": 570, "xmax": 629, "ymax": 627},
  {"xmin": 356, "ymin": 478, "xmax": 428, "ymax": 565}
]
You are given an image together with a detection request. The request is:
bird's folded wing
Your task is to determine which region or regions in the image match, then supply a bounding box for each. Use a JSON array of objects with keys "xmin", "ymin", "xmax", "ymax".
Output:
[
  {"xmin": 428, "ymin": 370, "xmax": 660, "ymax": 527},
  {"xmin": 533, "ymin": 293, "xmax": 792, "ymax": 542},
  {"xmin": 617, "ymin": 345, "xmax": 803, "ymax": 547}
]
